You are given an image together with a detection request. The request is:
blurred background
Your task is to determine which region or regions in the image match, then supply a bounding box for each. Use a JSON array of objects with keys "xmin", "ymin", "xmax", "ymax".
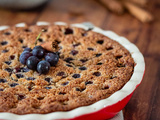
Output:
[{"xmin": 0, "ymin": 0, "xmax": 159, "ymax": 120}]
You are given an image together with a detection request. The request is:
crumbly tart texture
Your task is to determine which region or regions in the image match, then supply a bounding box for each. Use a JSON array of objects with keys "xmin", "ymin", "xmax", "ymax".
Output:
[{"xmin": 0, "ymin": 24, "xmax": 134, "ymax": 114}]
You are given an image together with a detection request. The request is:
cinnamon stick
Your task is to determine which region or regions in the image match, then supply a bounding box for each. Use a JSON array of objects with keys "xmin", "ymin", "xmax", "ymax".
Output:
[
  {"xmin": 100, "ymin": 0, "xmax": 124, "ymax": 14},
  {"xmin": 123, "ymin": 1, "xmax": 153, "ymax": 22}
]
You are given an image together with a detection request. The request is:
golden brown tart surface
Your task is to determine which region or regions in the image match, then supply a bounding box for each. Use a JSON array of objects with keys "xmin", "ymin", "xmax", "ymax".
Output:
[{"xmin": 0, "ymin": 24, "xmax": 134, "ymax": 114}]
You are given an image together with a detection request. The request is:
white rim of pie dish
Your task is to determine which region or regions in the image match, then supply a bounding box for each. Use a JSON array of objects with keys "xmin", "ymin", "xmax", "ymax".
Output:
[{"xmin": 0, "ymin": 21, "xmax": 145, "ymax": 120}]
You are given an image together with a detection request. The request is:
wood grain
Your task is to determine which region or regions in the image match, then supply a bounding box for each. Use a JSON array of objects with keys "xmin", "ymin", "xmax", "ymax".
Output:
[
  {"xmin": 0, "ymin": 4, "xmax": 46, "ymax": 26},
  {"xmin": 38, "ymin": 0, "xmax": 108, "ymax": 26},
  {"xmin": 0, "ymin": 0, "xmax": 159, "ymax": 119}
]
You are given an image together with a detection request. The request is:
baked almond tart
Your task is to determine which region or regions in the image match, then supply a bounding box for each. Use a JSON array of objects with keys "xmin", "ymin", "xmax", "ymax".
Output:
[{"xmin": 0, "ymin": 22, "xmax": 145, "ymax": 120}]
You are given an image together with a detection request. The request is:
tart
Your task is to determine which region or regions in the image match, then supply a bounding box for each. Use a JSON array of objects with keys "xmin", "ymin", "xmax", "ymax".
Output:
[{"xmin": 0, "ymin": 22, "xmax": 145, "ymax": 120}]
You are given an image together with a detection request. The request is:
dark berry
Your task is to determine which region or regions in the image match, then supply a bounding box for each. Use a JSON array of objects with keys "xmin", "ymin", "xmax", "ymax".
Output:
[
  {"xmin": 0, "ymin": 88, "xmax": 3, "ymax": 91},
  {"xmin": 5, "ymin": 68, "xmax": 13, "ymax": 73},
  {"xmin": 32, "ymin": 46, "xmax": 45, "ymax": 58},
  {"xmin": 21, "ymin": 67, "xmax": 30, "ymax": 72},
  {"xmin": 80, "ymin": 59, "xmax": 88, "ymax": 63},
  {"xmin": 73, "ymin": 43, "xmax": 80, "ymax": 47},
  {"xmin": 97, "ymin": 40, "xmax": 104, "ymax": 44},
  {"xmin": 85, "ymin": 81, "xmax": 93, "ymax": 85},
  {"xmin": 1, "ymin": 41, "xmax": 8, "ymax": 45},
  {"xmin": 4, "ymin": 32, "xmax": 11, "ymax": 35},
  {"xmin": 37, "ymin": 97, "xmax": 44, "ymax": 100},
  {"xmin": 64, "ymin": 57, "xmax": 74, "ymax": 63},
  {"xmin": 64, "ymin": 28, "xmax": 73, "ymax": 34},
  {"xmin": 15, "ymin": 67, "xmax": 29, "ymax": 73},
  {"xmin": 61, "ymin": 81, "xmax": 69, "ymax": 86},
  {"xmin": 93, "ymin": 72, "xmax": 101, "ymax": 76},
  {"xmin": 33, "ymin": 46, "xmax": 43, "ymax": 50},
  {"xmin": 4, "ymin": 61, "xmax": 11, "ymax": 65},
  {"xmin": 10, "ymin": 55, "xmax": 15, "ymax": 60},
  {"xmin": 45, "ymin": 87, "xmax": 52, "ymax": 89},
  {"xmin": 22, "ymin": 46, "xmax": 27, "ymax": 48},
  {"xmin": 97, "ymin": 63, "xmax": 102, "ymax": 65},
  {"xmin": 106, "ymin": 47, "xmax": 113, "ymax": 50},
  {"xmin": 45, "ymin": 77, "xmax": 51, "ymax": 82},
  {"xmin": 2, "ymin": 49, "xmax": 8, "ymax": 53},
  {"xmin": 87, "ymin": 48, "xmax": 94, "ymax": 51},
  {"xmin": 24, "ymin": 47, "xmax": 32, "ymax": 52},
  {"xmin": 0, "ymin": 79, "xmax": 7, "ymax": 83},
  {"xmin": 28, "ymin": 86, "xmax": 32, "ymax": 91},
  {"xmin": 24, "ymin": 29, "xmax": 31, "ymax": 32},
  {"xmin": 27, "ymin": 77, "xmax": 35, "ymax": 80},
  {"xmin": 37, "ymin": 60, "xmax": 50, "ymax": 74},
  {"xmin": 45, "ymin": 53, "xmax": 59, "ymax": 66},
  {"xmin": 71, "ymin": 50, "xmax": 78, "ymax": 56},
  {"xmin": 18, "ymin": 39, "xmax": 23, "ymax": 43},
  {"xmin": 82, "ymin": 33, "xmax": 87, "ymax": 36},
  {"xmin": 26, "ymin": 56, "xmax": 39, "ymax": 70},
  {"xmin": 56, "ymin": 72, "xmax": 66, "ymax": 78},
  {"xmin": 96, "ymin": 53, "xmax": 102, "ymax": 57},
  {"xmin": 76, "ymin": 88, "xmax": 81, "ymax": 91},
  {"xmin": 10, "ymin": 83, "xmax": 19, "ymax": 87},
  {"xmin": 66, "ymin": 64, "xmax": 73, "ymax": 67},
  {"xmin": 59, "ymin": 92, "xmax": 66, "ymax": 95},
  {"xmin": 79, "ymin": 66, "xmax": 87, "ymax": 70},
  {"xmin": 18, "ymin": 94, "xmax": 25, "ymax": 100},
  {"xmin": 38, "ymin": 38, "xmax": 43, "ymax": 42},
  {"xmin": 75, "ymin": 88, "xmax": 85, "ymax": 92},
  {"xmin": 16, "ymin": 74, "xmax": 24, "ymax": 78},
  {"xmin": 72, "ymin": 74, "xmax": 80, "ymax": 78},
  {"xmin": 115, "ymin": 55, "xmax": 123, "ymax": 60},
  {"xmin": 42, "ymin": 29, "xmax": 47, "ymax": 32},
  {"xmin": 14, "ymin": 67, "xmax": 21, "ymax": 73},
  {"xmin": 19, "ymin": 51, "xmax": 32, "ymax": 65}
]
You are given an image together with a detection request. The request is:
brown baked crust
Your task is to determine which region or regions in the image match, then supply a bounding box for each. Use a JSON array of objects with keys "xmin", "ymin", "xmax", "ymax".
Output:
[{"xmin": 0, "ymin": 24, "xmax": 134, "ymax": 114}]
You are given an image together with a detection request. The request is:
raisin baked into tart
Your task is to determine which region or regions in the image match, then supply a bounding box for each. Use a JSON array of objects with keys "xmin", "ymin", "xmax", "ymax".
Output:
[{"xmin": 0, "ymin": 22, "xmax": 145, "ymax": 120}]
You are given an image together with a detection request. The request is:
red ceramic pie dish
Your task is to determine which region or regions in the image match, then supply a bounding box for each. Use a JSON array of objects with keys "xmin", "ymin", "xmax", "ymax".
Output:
[{"xmin": 0, "ymin": 22, "xmax": 145, "ymax": 120}]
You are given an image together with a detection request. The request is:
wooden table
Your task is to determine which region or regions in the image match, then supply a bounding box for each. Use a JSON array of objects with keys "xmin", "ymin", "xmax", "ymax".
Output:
[{"xmin": 0, "ymin": 0, "xmax": 159, "ymax": 119}]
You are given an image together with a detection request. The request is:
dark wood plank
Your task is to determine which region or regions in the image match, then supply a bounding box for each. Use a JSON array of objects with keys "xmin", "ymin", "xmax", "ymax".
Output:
[
  {"xmin": 0, "ymin": 5, "xmax": 47, "ymax": 26},
  {"xmin": 123, "ymin": 0, "xmax": 160, "ymax": 119},
  {"xmin": 38, "ymin": 0, "xmax": 108, "ymax": 26},
  {"xmin": 100, "ymin": 13, "xmax": 142, "ymax": 43},
  {"xmin": 135, "ymin": 0, "xmax": 160, "ymax": 55},
  {"xmin": 149, "ymin": 64, "xmax": 160, "ymax": 120},
  {"xmin": 124, "ymin": 56, "xmax": 160, "ymax": 120}
]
